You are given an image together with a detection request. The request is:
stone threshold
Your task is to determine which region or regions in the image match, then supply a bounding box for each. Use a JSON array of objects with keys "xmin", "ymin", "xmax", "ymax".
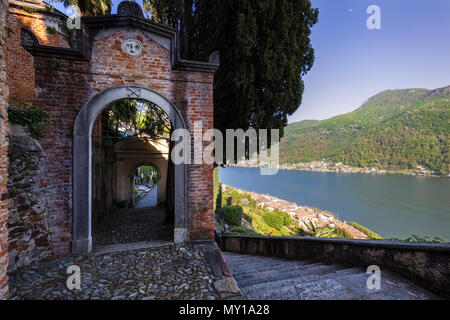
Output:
[{"xmin": 93, "ymin": 240, "xmax": 173, "ymax": 255}]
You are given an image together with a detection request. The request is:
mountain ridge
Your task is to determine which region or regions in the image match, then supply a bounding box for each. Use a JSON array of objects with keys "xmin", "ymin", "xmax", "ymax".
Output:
[{"xmin": 280, "ymin": 85, "xmax": 450, "ymax": 175}]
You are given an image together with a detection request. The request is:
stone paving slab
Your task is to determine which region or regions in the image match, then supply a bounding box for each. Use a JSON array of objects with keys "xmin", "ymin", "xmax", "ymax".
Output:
[
  {"xmin": 8, "ymin": 244, "xmax": 238, "ymax": 300},
  {"xmin": 93, "ymin": 206, "xmax": 172, "ymax": 247},
  {"xmin": 94, "ymin": 241, "xmax": 173, "ymax": 255},
  {"xmin": 136, "ymin": 186, "xmax": 157, "ymax": 208}
]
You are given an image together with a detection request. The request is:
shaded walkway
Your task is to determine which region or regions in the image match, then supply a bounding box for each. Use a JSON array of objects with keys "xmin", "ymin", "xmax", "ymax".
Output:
[
  {"xmin": 93, "ymin": 206, "xmax": 172, "ymax": 248},
  {"xmin": 136, "ymin": 185, "xmax": 157, "ymax": 208}
]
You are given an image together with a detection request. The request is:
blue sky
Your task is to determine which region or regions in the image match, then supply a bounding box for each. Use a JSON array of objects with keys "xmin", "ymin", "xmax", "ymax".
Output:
[
  {"xmin": 290, "ymin": 0, "xmax": 450, "ymax": 122},
  {"xmin": 46, "ymin": 1, "xmax": 450, "ymax": 123},
  {"xmin": 45, "ymin": 0, "xmax": 145, "ymax": 15}
]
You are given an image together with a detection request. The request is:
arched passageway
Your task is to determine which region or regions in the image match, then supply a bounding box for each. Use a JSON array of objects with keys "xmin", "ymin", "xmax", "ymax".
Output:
[
  {"xmin": 72, "ymin": 85, "xmax": 188, "ymax": 254},
  {"xmin": 132, "ymin": 163, "xmax": 161, "ymax": 208}
]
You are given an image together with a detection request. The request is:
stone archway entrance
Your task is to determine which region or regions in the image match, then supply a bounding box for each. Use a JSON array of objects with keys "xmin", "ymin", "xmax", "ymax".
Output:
[{"xmin": 72, "ymin": 85, "xmax": 188, "ymax": 254}]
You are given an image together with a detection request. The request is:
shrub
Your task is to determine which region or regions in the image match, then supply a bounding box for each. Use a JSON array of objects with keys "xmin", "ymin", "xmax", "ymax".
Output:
[
  {"xmin": 279, "ymin": 227, "xmax": 292, "ymax": 236},
  {"xmin": 335, "ymin": 227, "xmax": 353, "ymax": 239},
  {"xmin": 249, "ymin": 213, "xmax": 272, "ymax": 235},
  {"xmin": 389, "ymin": 235, "xmax": 447, "ymax": 244},
  {"xmin": 229, "ymin": 226, "xmax": 258, "ymax": 236},
  {"xmin": 46, "ymin": 26, "xmax": 57, "ymax": 34},
  {"xmin": 348, "ymin": 222, "xmax": 383, "ymax": 240},
  {"xmin": 277, "ymin": 210, "xmax": 292, "ymax": 227},
  {"xmin": 213, "ymin": 168, "xmax": 222, "ymax": 212},
  {"xmin": 220, "ymin": 206, "xmax": 243, "ymax": 226},
  {"xmin": 315, "ymin": 227, "xmax": 353, "ymax": 239},
  {"xmin": 268, "ymin": 228, "xmax": 282, "ymax": 236},
  {"xmin": 262, "ymin": 211, "xmax": 284, "ymax": 230},
  {"xmin": 8, "ymin": 106, "xmax": 49, "ymax": 139}
]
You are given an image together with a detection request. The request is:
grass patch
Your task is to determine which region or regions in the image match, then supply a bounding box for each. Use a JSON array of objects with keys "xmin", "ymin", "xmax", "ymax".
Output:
[
  {"xmin": 219, "ymin": 206, "xmax": 243, "ymax": 226},
  {"xmin": 315, "ymin": 227, "xmax": 352, "ymax": 239},
  {"xmin": 348, "ymin": 222, "xmax": 383, "ymax": 240},
  {"xmin": 229, "ymin": 226, "xmax": 259, "ymax": 236}
]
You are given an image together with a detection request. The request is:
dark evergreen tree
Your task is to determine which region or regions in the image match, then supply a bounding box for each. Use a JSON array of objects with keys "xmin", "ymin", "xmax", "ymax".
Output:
[
  {"xmin": 52, "ymin": 0, "xmax": 319, "ymax": 150},
  {"xmin": 145, "ymin": 0, "xmax": 318, "ymax": 141},
  {"xmin": 50, "ymin": 0, "xmax": 112, "ymax": 15}
]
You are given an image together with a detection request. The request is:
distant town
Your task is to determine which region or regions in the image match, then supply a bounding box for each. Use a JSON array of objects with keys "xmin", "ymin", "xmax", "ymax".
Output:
[{"xmin": 228, "ymin": 160, "xmax": 441, "ymax": 177}]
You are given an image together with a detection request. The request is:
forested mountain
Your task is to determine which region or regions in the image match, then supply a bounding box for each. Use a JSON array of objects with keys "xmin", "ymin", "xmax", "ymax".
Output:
[{"xmin": 280, "ymin": 86, "xmax": 450, "ymax": 175}]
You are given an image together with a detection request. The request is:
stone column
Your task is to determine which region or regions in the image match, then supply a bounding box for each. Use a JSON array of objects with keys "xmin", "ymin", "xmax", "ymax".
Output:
[{"xmin": 0, "ymin": 0, "xmax": 10, "ymax": 300}]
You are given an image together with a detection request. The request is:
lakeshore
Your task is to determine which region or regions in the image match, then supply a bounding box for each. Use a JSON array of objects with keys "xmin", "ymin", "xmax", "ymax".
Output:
[
  {"xmin": 223, "ymin": 185, "xmax": 369, "ymax": 240},
  {"xmin": 219, "ymin": 166, "xmax": 450, "ymax": 241},
  {"xmin": 227, "ymin": 160, "xmax": 448, "ymax": 177}
]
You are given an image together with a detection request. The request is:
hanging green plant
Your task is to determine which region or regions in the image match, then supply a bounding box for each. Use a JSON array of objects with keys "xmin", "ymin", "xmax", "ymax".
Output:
[
  {"xmin": 8, "ymin": 106, "xmax": 49, "ymax": 139},
  {"xmin": 46, "ymin": 26, "xmax": 57, "ymax": 35}
]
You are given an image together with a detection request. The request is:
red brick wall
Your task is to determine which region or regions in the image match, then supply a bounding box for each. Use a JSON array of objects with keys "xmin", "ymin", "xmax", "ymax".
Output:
[
  {"xmin": 88, "ymin": 30, "xmax": 215, "ymax": 243},
  {"xmin": 33, "ymin": 57, "xmax": 91, "ymax": 255},
  {"xmin": 7, "ymin": 24, "xmax": 214, "ymax": 256},
  {"xmin": 0, "ymin": 0, "xmax": 10, "ymax": 300},
  {"xmin": 3, "ymin": 15, "xmax": 214, "ymax": 254},
  {"xmin": 6, "ymin": 7, "xmax": 69, "ymax": 104}
]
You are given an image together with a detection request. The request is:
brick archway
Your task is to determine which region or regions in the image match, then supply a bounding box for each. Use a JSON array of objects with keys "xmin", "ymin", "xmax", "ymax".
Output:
[{"xmin": 72, "ymin": 85, "xmax": 188, "ymax": 254}]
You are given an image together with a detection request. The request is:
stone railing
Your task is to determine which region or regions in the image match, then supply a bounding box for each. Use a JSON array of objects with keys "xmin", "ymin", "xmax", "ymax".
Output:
[{"xmin": 220, "ymin": 235, "xmax": 450, "ymax": 298}]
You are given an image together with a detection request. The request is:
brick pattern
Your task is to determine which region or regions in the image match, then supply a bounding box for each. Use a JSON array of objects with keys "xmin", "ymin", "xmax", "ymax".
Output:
[
  {"xmin": 88, "ymin": 30, "xmax": 215, "ymax": 243},
  {"xmin": 6, "ymin": 7, "xmax": 69, "ymax": 104},
  {"xmin": 27, "ymin": 29, "xmax": 215, "ymax": 254},
  {"xmin": 33, "ymin": 57, "xmax": 91, "ymax": 255},
  {"xmin": 4, "ymin": 11, "xmax": 215, "ymax": 265},
  {"xmin": 0, "ymin": 0, "xmax": 10, "ymax": 300}
]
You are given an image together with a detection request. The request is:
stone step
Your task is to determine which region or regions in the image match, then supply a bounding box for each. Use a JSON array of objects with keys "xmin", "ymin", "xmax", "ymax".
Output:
[
  {"xmin": 231, "ymin": 260, "xmax": 314, "ymax": 276},
  {"xmin": 242, "ymin": 267, "xmax": 362, "ymax": 295},
  {"xmin": 233, "ymin": 261, "xmax": 324, "ymax": 280},
  {"xmin": 237, "ymin": 263, "xmax": 341, "ymax": 288},
  {"xmin": 223, "ymin": 253, "xmax": 288, "ymax": 266},
  {"xmin": 223, "ymin": 251, "xmax": 438, "ymax": 300},
  {"xmin": 245, "ymin": 271, "xmax": 369, "ymax": 300},
  {"xmin": 317, "ymin": 270, "xmax": 439, "ymax": 300}
]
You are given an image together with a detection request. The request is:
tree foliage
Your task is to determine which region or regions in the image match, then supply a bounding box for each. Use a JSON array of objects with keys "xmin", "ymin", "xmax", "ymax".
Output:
[
  {"xmin": 145, "ymin": 0, "xmax": 318, "ymax": 141},
  {"xmin": 102, "ymin": 99, "xmax": 171, "ymax": 140},
  {"xmin": 50, "ymin": 0, "xmax": 112, "ymax": 15},
  {"xmin": 49, "ymin": 0, "xmax": 318, "ymax": 147}
]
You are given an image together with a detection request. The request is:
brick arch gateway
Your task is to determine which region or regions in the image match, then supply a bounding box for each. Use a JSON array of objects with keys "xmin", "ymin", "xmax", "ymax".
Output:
[
  {"xmin": 72, "ymin": 85, "xmax": 187, "ymax": 254},
  {"xmin": 0, "ymin": 0, "xmax": 221, "ymax": 296}
]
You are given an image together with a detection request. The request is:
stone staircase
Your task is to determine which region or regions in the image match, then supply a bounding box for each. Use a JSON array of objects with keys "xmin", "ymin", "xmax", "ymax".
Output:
[{"xmin": 223, "ymin": 252, "xmax": 438, "ymax": 300}]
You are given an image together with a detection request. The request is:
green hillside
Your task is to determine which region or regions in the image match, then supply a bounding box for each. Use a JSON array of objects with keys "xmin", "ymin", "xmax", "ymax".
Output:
[{"xmin": 280, "ymin": 86, "xmax": 450, "ymax": 175}]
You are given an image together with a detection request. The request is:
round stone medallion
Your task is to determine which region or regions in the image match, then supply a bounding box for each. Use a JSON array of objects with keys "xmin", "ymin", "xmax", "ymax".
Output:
[{"xmin": 122, "ymin": 39, "xmax": 143, "ymax": 57}]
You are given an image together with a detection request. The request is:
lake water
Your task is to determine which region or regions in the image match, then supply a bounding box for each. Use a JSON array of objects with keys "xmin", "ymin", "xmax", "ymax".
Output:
[{"xmin": 219, "ymin": 167, "xmax": 450, "ymax": 241}]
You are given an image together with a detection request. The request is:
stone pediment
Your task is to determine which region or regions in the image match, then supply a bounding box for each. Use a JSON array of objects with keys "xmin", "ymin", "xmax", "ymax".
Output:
[{"xmin": 21, "ymin": 5, "xmax": 220, "ymax": 73}]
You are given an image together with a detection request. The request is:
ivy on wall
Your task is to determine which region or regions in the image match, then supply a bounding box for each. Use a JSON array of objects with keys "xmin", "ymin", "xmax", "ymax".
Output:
[{"xmin": 8, "ymin": 105, "xmax": 49, "ymax": 139}]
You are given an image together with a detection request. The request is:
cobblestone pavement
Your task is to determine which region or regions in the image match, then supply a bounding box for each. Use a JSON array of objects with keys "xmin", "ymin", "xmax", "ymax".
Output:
[
  {"xmin": 8, "ymin": 244, "xmax": 228, "ymax": 300},
  {"xmin": 93, "ymin": 206, "xmax": 173, "ymax": 247}
]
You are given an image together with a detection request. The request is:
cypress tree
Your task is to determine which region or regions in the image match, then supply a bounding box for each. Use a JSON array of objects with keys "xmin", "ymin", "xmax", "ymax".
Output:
[{"xmin": 145, "ymin": 0, "xmax": 318, "ymax": 142}]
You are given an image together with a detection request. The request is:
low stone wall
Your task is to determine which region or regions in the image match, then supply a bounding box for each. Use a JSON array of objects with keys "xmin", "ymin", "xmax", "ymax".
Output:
[
  {"xmin": 7, "ymin": 125, "xmax": 51, "ymax": 271},
  {"xmin": 0, "ymin": 0, "xmax": 10, "ymax": 300},
  {"xmin": 221, "ymin": 235, "xmax": 450, "ymax": 298}
]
